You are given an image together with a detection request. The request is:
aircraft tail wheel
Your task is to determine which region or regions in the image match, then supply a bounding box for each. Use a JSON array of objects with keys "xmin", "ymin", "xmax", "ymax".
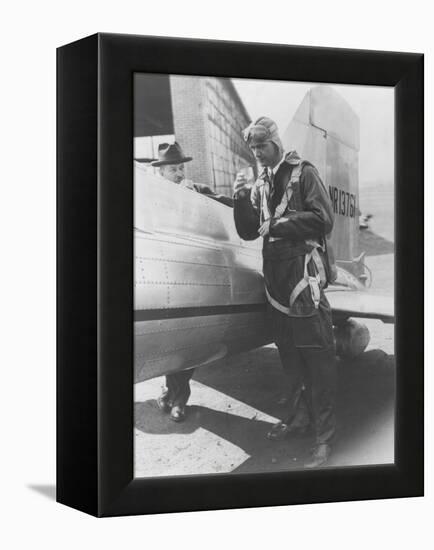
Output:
[{"xmin": 334, "ymin": 318, "xmax": 370, "ymax": 359}]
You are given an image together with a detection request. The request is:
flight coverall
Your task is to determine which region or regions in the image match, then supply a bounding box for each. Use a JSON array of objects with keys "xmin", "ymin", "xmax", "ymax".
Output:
[
  {"xmin": 162, "ymin": 184, "xmax": 233, "ymax": 409},
  {"xmin": 233, "ymin": 154, "xmax": 337, "ymax": 445}
]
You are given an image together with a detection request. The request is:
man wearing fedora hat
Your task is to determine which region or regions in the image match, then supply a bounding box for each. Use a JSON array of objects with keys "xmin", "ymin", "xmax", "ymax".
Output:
[
  {"xmin": 151, "ymin": 141, "xmax": 233, "ymax": 422},
  {"xmin": 151, "ymin": 142, "xmax": 233, "ymax": 206},
  {"xmin": 233, "ymin": 117, "xmax": 337, "ymax": 468}
]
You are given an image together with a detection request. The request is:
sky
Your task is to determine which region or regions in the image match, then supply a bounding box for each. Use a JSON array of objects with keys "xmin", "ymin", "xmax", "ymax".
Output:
[{"xmin": 233, "ymin": 78, "xmax": 394, "ymax": 185}]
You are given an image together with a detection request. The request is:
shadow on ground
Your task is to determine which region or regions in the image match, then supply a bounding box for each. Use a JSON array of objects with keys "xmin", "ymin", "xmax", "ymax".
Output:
[
  {"xmin": 27, "ymin": 484, "xmax": 56, "ymax": 501},
  {"xmin": 135, "ymin": 345, "xmax": 395, "ymax": 473}
]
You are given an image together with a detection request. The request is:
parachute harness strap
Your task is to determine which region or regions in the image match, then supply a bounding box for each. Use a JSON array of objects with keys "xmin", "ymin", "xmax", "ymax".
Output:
[
  {"xmin": 289, "ymin": 248, "xmax": 322, "ymax": 310},
  {"xmin": 262, "ymin": 161, "xmax": 321, "ymax": 312},
  {"xmin": 259, "ymin": 166, "xmax": 295, "ymax": 243}
]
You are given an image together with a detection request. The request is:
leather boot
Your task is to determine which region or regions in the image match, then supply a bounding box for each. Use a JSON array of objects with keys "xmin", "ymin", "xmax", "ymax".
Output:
[
  {"xmin": 170, "ymin": 405, "xmax": 186, "ymax": 422},
  {"xmin": 156, "ymin": 393, "xmax": 172, "ymax": 413},
  {"xmin": 304, "ymin": 443, "xmax": 331, "ymax": 468}
]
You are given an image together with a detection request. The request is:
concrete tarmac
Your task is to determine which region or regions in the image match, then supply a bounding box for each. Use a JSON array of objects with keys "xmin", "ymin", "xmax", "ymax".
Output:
[{"xmin": 134, "ymin": 252, "xmax": 395, "ymax": 478}]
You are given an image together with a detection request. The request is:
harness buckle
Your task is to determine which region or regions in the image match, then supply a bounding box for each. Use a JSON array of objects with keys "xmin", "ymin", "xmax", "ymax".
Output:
[{"xmin": 308, "ymin": 276, "xmax": 321, "ymax": 309}]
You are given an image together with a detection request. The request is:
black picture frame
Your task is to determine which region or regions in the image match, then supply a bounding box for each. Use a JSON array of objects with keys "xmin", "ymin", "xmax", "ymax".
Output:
[{"xmin": 57, "ymin": 32, "xmax": 424, "ymax": 517}]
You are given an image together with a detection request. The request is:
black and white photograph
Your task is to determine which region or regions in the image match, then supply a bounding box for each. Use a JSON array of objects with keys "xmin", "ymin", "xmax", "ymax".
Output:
[
  {"xmin": 3, "ymin": 0, "xmax": 429, "ymax": 541},
  {"xmin": 133, "ymin": 73, "xmax": 395, "ymax": 477}
]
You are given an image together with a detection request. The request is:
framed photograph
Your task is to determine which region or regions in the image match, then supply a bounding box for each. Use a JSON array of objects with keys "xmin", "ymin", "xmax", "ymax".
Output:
[{"xmin": 57, "ymin": 33, "xmax": 423, "ymax": 517}]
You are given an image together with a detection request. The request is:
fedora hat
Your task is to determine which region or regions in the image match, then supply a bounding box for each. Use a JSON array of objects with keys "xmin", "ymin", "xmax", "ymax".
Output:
[{"xmin": 151, "ymin": 142, "xmax": 193, "ymax": 167}]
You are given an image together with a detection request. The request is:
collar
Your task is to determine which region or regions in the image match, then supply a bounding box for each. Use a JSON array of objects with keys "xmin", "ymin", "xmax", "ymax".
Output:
[{"xmin": 271, "ymin": 154, "xmax": 285, "ymax": 176}]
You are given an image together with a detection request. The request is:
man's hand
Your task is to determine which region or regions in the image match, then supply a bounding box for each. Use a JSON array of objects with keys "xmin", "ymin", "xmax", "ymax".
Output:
[
  {"xmin": 181, "ymin": 178, "xmax": 195, "ymax": 190},
  {"xmin": 233, "ymin": 172, "xmax": 250, "ymax": 198},
  {"xmin": 258, "ymin": 219, "xmax": 271, "ymax": 237}
]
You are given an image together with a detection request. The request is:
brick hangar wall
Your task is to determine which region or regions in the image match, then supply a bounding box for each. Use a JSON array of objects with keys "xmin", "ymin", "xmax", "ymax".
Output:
[
  {"xmin": 170, "ymin": 75, "xmax": 255, "ymax": 196},
  {"xmin": 170, "ymin": 76, "xmax": 212, "ymax": 185}
]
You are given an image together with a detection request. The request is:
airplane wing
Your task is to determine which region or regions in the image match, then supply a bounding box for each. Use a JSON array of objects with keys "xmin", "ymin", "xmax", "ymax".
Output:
[
  {"xmin": 324, "ymin": 265, "xmax": 394, "ymax": 323},
  {"xmin": 326, "ymin": 287, "xmax": 394, "ymax": 324}
]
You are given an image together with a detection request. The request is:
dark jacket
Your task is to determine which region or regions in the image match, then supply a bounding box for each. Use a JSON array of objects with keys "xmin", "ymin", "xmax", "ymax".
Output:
[
  {"xmin": 233, "ymin": 154, "xmax": 333, "ymax": 317},
  {"xmin": 189, "ymin": 182, "xmax": 234, "ymax": 207}
]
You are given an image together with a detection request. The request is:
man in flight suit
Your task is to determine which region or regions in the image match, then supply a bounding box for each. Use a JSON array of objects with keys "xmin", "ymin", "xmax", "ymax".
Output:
[
  {"xmin": 233, "ymin": 117, "xmax": 337, "ymax": 468},
  {"xmin": 152, "ymin": 142, "xmax": 232, "ymax": 422}
]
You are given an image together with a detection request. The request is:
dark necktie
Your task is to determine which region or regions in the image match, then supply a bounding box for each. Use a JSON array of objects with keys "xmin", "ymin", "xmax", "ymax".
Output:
[
  {"xmin": 262, "ymin": 166, "xmax": 274, "ymax": 188},
  {"xmin": 261, "ymin": 167, "xmax": 275, "ymax": 206}
]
